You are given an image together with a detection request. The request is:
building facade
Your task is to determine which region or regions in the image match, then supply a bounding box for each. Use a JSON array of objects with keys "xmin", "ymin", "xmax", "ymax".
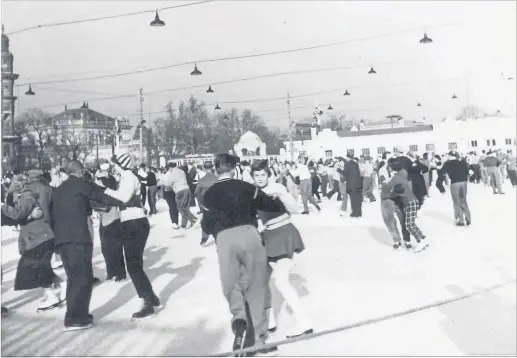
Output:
[
  {"xmin": 1, "ymin": 26, "xmax": 20, "ymax": 164},
  {"xmin": 284, "ymin": 116, "xmax": 517, "ymax": 160}
]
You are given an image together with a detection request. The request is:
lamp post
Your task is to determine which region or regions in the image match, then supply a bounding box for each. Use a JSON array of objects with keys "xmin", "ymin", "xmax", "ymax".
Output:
[{"xmin": 137, "ymin": 119, "xmax": 146, "ymax": 164}]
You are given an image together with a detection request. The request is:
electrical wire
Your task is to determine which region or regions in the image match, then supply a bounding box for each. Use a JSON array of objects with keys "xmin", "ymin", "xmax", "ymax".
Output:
[
  {"xmin": 27, "ymin": 55, "xmax": 455, "ymax": 110},
  {"xmin": 5, "ymin": 1, "xmax": 215, "ymax": 36},
  {"xmin": 15, "ymin": 22, "xmax": 458, "ymax": 86},
  {"xmin": 32, "ymin": 85, "xmax": 113, "ymax": 96}
]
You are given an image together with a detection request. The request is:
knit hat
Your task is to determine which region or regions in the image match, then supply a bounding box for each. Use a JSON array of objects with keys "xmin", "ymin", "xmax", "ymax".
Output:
[{"xmin": 112, "ymin": 153, "xmax": 133, "ymax": 170}]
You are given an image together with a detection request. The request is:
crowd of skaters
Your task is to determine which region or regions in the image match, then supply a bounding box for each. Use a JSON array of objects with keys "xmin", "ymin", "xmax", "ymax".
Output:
[{"xmin": 0, "ymin": 145, "xmax": 515, "ymax": 355}]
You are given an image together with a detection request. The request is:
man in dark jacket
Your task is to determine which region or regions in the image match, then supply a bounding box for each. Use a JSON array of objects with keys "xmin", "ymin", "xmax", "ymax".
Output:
[
  {"xmin": 442, "ymin": 151, "xmax": 472, "ymax": 226},
  {"xmin": 194, "ymin": 161, "xmax": 218, "ymax": 245},
  {"xmin": 52, "ymin": 160, "xmax": 122, "ymax": 331},
  {"xmin": 343, "ymin": 154, "xmax": 363, "ymax": 217},
  {"xmin": 146, "ymin": 167, "xmax": 158, "ymax": 215}
]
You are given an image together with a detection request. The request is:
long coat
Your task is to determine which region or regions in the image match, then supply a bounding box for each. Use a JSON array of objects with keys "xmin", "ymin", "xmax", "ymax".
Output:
[
  {"xmin": 343, "ymin": 160, "xmax": 363, "ymax": 190},
  {"xmin": 51, "ymin": 176, "xmax": 122, "ymax": 246}
]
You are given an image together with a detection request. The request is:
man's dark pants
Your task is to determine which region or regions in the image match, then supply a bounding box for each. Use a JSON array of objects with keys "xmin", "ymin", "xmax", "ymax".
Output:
[
  {"xmin": 59, "ymin": 242, "xmax": 94, "ymax": 325},
  {"xmin": 348, "ymin": 187, "xmax": 363, "ymax": 217},
  {"xmin": 163, "ymin": 190, "xmax": 179, "ymax": 225}
]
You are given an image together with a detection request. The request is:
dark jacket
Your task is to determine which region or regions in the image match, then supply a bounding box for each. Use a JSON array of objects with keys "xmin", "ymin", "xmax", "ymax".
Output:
[
  {"xmin": 1, "ymin": 187, "xmax": 54, "ymax": 254},
  {"xmin": 343, "ymin": 160, "xmax": 362, "ymax": 190},
  {"xmin": 51, "ymin": 176, "xmax": 123, "ymax": 246},
  {"xmin": 146, "ymin": 171, "xmax": 157, "ymax": 187},
  {"xmin": 381, "ymin": 170, "xmax": 417, "ymax": 205}
]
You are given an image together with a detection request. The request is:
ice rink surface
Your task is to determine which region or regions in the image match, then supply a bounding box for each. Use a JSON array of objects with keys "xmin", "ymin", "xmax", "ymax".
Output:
[{"xmin": 1, "ymin": 183, "xmax": 515, "ymax": 356}]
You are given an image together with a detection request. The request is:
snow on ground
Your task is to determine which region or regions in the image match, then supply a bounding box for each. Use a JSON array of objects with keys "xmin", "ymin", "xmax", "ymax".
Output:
[{"xmin": 1, "ymin": 183, "xmax": 516, "ymax": 356}]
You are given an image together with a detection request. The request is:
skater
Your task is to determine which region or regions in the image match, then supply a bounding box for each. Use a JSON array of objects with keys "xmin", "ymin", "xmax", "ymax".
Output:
[
  {"xmin": 104, "ymin": 153, "xmax": 160, "ymax": 320},
  {"xmin": 251, "ymin": 160, "xmax": 313, "ymax": 341},
  {"xmin": 1, "ymin": 174, "xmax": 64, "ymax": 312},
  {"xmin": 442, "ymin": 151, "xmax": 472, "ymax": 226},
  {"xmin": 94, "ymin": 167, "xmax": 126, "ymax": 281},
  {"xmin": 161, "ymin": 163, "xmax": 180, "ymax": 229},
  {"xmin": 201, "ymin": 154, "xmax": 284, "ymax": 354},
  {"xmin": 52, "ymin": 161, "xmax": 123, "ymax": 331},
  {"xmin": 146, "ymin": 167, "xmax": 158, "ymax": 215},
  {"xmin": 383, "ymin": 161, "xmax": 428, "ymax": 253},
  {"xmin": 343, "ymin": 154, "xmax": 363, "ymax": 218},
  {"xmin": 162, "ymin": 162, "xmax": 197, "ymax": 229},
  {"xmin": 483, "ymin": 151, "xmax": 505, "ymax": 194},
  {"xmin": 294, "ymin": 156, "xmax": 321, "ymax": 215},
  {"xmin": 194, "ymin": 161, "xmax": 218, "ymax": 246}
]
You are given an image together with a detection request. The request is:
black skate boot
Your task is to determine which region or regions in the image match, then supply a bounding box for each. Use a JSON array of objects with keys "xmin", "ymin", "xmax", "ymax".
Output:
[
  {"xmin": 131, "ymin": 298, "xmax": 155, "ymax": 321},
  {"xmin": 232, "ymin": 319, "xmax": 253, "ymax": 356},
  {"xmin": 1, "ymin": 306, "xmax": 8, "ymax": 317}
]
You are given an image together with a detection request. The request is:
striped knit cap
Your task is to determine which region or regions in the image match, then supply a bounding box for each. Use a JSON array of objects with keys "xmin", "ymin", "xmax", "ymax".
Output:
[{"xmin": 113, "ymin": 153, "xmax": 133, "ymax": 170}]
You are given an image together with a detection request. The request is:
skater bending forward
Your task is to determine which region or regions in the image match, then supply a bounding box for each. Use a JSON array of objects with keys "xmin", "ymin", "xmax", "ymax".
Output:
[
  {"xmin": 1, "ymin": 174, "xmax": 63, "ymax": 311},
  {"xmin": 201, "ymin": 154, "xmax": 285, "ymax": 354},
  {"xmin": 251, "ymin": 160, "xmax": 313, "ymax": 340},
  {"xmin": 383, "ymin": 161, "xmax": 428, "ymax": 253},
  {"xmin": 104, "ymin": 153, "xmax": 160, "ymax": 320}
]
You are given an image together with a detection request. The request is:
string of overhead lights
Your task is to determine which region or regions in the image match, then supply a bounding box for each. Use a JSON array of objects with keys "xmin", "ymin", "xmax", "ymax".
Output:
[
  {"xmin": 16, "ymin": 23, "xmax": 456, "ymax": 86},
  {"xmin": 5, "ymin": 0, "xmax": 215, "ymax": 36},
  {"xmin": 24, "ymin": 55, "xmax": 454, "ymax": 111}
]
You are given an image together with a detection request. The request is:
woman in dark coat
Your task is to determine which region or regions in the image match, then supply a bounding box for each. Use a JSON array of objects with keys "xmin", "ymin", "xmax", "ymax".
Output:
[{"xmin": 1, "ymin": 175, "xmax": 63, "ymax": 310}]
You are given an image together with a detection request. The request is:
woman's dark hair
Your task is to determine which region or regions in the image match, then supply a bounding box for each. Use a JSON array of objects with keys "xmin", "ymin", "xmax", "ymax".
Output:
[
  {"xmin": 389, "ymin": 160, "xmax": 404, "ymax": 172},
  {"xmin": 250, "ymin": 159, "xmax": 271, "ymax": 177}
]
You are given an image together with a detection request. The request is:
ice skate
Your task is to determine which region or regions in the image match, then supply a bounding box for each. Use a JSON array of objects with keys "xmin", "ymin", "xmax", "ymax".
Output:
[
  {"xmin": 1, "ymin": 306, "xmax": 8, "ymax": 317},
  {"xmin": 266, "ymin": 308, "xmax": 277, "ymax": 333},
  {"xmin": 51, "ymin": 255, "xmax": 63, "ymax": 269},
  {"xmin": 413, "ymin": 241, "xmax": 427, "ymax": 253},
  {"xmin": 63, "ymin": 321, "xmax": 93, "ymax": 332},
  {"xmin": 131, "ymin": 298, "xmax": 156, "ymax": 321},
  {"xmin": 232, "ymin": 319, "xmax": 253, "ymax": 357},
  {"xmin": 37, "ymin": 288, "xmax": 65, "ymax": 312}
]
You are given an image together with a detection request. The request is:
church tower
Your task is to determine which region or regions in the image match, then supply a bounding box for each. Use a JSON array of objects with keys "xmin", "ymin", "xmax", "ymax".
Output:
[{"xmin": 1, "ymin": 25, "xmax": 20, "ymax": 164}]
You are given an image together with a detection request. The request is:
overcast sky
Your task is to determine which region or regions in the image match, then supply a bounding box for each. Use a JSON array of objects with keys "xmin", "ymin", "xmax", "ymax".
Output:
[{"xmin": 2, "ymin": 1, "xmax": 516, "ymax": 129}]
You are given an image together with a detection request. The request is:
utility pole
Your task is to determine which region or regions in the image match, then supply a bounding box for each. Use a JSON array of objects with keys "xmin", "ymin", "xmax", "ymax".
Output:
[
  {"xmin": 139, "ymin": 88, "xmax": 144, "ymax": 164},
  {"xmin": 287, "ymin": 92, "xmax": 294, "ymax": 162}
]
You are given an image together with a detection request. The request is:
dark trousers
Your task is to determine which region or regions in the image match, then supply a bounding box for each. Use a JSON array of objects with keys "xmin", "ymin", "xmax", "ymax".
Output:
[
  {"xmin": 311, "ymin": 178, "xmax": 321, "ymax": 200},
  {"xmin": 141, "ymin": 187, "xmax": 147, "ymax": 208},
  {"xmin": 508, "ymin": 169, "xmax": 517, "ymax": 187},
  {"xmin": 381, "ymin": 199, "xmax": 410, "ymax": 243},
  {"xmin": 119, "ymin": 218, "xmax": 155, "ymax": 299},
  {"xmin": 147, "ymin": 185, "xmax": 158, "ymax": 214},
  {"xmin": 163, "ymin": 190, "xmax": 179, "ymax": 225},
  {"xmin": 320, "ymin": 175, "xmax": 329, "ymax": 197},
  {"xmin": 436, "ymin": 174, "xmax": 446, "ymax": 193},
  {"xmin": 99, "ymin": 220, "xmax": 126, "ymax": 279},
  {"xmin": 348, "ymin": 187, "xmax": 363, "ymax": 217},
  {"xmin": 327, "ymin": 180, "xmax": 341, "ymax": 201},
  {"xmin": 59, "ymin": 243, "xmax": 94, "ymax": 324}
]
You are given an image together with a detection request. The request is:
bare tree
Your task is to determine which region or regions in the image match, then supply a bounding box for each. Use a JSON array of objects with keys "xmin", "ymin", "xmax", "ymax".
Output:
[
  {"xmin": 52, "ymin": 126, "xmax": 95, "ymax": 164},
  {"xmin": 456, "ymin": 106, "xmax": 482, "ymax": 120},
  {"xmin": 15, "ymin": 109, "xmax": 55, "ymax": 168}
]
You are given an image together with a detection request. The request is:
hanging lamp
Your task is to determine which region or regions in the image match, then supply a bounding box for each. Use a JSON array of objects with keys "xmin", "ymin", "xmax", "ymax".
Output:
[
  {"xmin": 150, "ymin": 10, "xmax": 165, "ymax": 27},
  {"xmin": 328, "ymin": 105, "xmax": 333, "ymax": 110},
  {"xmin": 206, "ymin": 85, "xmax": 214, "ymax": 93},
  {"xmin": 223, "ymin": 115, "xmax": 229, "ymax": 120},
  {"xmin": 452, "ymin": 94, "xmax": 457, "ymax": 99},
  {"xmin": 368, "ymin": 66, "xmax": 377, "ymax": 74},
  {"xmin": 419, "ymin": 32, "xmax": 432, "ymax": 44},
  {"xmin": 214, "ymin": 104, "xmax": 221, "ymax": 110},
  {"xmin": 190, "ymin": 63, "xmax": 202, "ymax": 76},
  {"xmin": 343, "ymin": 90, "xmax": 350, "ymax": 96},
  {"xmin": 417, "ymin": 102, "xmax": 422, "ymax": 107},
  {"xmin": 25, "ymin": 84, "xmax": 35, "ymax": 96}
]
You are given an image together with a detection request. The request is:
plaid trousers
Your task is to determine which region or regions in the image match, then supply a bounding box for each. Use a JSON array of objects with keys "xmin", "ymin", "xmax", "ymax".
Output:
[{"xmin": 403, "ymin": 199, "xmax": 425, "ymax": 242}]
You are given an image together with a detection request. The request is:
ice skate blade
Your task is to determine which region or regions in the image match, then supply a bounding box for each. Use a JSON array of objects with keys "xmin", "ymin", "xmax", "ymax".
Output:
[
  {"xmin": 63, "ymin": 323, "xmax": 93, "ymax": 332},
  {"xmin": 36, "ymin": 299, "xmax": 65, "ymax": 312},
  {"xmin": 130, "ymin": 312, "xmax": 157, "ymax": 322}
]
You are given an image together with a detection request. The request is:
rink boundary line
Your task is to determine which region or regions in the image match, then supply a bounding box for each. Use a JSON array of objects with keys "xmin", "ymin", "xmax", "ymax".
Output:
[{"xmin": 210, "ymin": 279, "xmax": 516, "ymax": 357}]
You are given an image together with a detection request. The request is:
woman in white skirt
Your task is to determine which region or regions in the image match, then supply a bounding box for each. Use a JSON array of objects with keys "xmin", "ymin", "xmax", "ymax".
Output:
[{"xmin": 251, "ymin": 160, "xmax": 313, "ymax": 339}]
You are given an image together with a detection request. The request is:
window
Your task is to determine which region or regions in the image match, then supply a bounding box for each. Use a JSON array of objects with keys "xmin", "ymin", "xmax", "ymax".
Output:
[
  {"xmin": 470, "ymin": 140, "xmax": 478, "ymax": 147},
  {"xmin": 505, "ymin": 138, "xmax": 512, "ymax": 145},
  {"xmin": 377, "ymin": 147, "xmax": 386, "ymax": 155},
  {"xmin": 347, "ymin": 149, "xmax": 355, "ymax": 157},
  {"xmin": 409, "ymin": 144, "xmax": 418, "ymax": 152},
  {"xmin": 448, "ymin": 142, "xmax": 458, "ymax": 150},
  {"xmin": 425, "ymin": 144, "xmax": 435, "ymax": 152},
  {"xmin": 487, "ymin": 139, "xmax": 491, "ymax": 146},
  {"xmin": 325, "ymin": 150, "xmax": 333, "ymax": 158},
  {"xmin": 492, "ymin": 139, "xmax": 496, "ymax": 146},
  {"xmin": 361, "ymin": 148, "xmax": 370, "ymax": 156}
]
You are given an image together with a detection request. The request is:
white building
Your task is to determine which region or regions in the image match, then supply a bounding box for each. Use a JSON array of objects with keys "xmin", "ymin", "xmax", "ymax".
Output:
[
  {"xmin": 234, "ymin": 131, "xmax": 267, "ymax": 156},
  {"xmin": 284, "ymin": 116, "xmax": 517, "ymax": 160}
]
